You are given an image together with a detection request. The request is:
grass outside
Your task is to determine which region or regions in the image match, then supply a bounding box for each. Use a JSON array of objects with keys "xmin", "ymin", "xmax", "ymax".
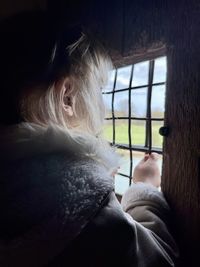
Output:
[{"xmin": 103, "ymin": 121, "xmax": 163, "ymax": 148}]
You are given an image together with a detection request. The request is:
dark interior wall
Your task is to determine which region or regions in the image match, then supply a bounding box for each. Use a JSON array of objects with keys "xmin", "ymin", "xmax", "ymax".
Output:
[
  {"xmin": 0, "ymin": 0, "xmax": 46, "ymax": 19},
  {"xmin": 0, "ymin": 0, "xmax": 200, "ymax": 266},
  {"xmin": 163, "ymin": 2, "xmax": 200, "ymax": 265}
]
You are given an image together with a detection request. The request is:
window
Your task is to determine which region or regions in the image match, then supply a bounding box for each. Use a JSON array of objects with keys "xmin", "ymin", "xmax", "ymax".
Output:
[{"xmin": 102, "ymin": 56, "xmax": 167, "ymax": 195}]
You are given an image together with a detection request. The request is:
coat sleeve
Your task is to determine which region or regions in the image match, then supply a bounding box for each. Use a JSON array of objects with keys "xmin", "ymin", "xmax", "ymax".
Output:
[
  {"xmin": 120, "ymin": 182, "xmax": 179, "ymax": 266},
  {"xmin": 46, "ymin": 182, "xmax": 179, "ymax": 267}
]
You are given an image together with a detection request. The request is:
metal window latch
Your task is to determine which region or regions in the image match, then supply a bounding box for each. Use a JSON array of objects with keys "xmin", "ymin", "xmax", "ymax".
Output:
[{"xmin": 159, "ymin": 126, "xmax": 170, "ymax": 137}]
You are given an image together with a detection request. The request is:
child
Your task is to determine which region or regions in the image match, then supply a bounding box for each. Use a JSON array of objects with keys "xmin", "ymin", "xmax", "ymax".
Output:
[{"xmin": 0, "ymin": 10, "xmax": 178, "ymax": 267}]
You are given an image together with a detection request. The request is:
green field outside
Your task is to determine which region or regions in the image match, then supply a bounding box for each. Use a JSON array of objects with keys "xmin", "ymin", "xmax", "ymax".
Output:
[{"xmin": 103, "ymin": 121, "xmax": 163, "ymax": 148}]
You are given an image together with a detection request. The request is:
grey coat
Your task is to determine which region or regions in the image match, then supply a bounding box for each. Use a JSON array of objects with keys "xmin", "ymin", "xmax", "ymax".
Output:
[{"xmin": 0, "ymin": 123, "xmax": 178, "ymax": 266}]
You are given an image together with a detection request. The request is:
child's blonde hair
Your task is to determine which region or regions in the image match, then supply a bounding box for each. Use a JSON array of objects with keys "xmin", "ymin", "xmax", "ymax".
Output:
[{"xmin": 20, "ymin": 32, "xmax": 112, "ymax": 136}]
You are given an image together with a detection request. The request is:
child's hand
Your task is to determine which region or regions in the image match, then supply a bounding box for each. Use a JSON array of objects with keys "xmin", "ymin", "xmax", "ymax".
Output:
[
  {"xmin": 132, "ymin": 152, "xmax": 161, "ymax": 188},
  {"xmin": 111, "ymin": 167, "xmax": 120, "ymax": 177}
]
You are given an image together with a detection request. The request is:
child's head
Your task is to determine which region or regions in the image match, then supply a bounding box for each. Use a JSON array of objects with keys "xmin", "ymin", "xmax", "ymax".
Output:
[{"xmin": 0, "ymin": 10, "xmax": 112, "ymax": 136}]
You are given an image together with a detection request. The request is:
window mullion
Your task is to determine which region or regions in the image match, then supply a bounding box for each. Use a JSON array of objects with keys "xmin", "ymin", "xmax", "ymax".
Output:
[
  {"xmin": 146, "ymin": 60, "xmax": 155, "ymax": 153},
  {"xmin": 112, "ymin": 69, "xmax": 117, "ymax": 145},
  {"xmin": 128, "ymin": 65, "xmax": 134, "ymax": 184}
]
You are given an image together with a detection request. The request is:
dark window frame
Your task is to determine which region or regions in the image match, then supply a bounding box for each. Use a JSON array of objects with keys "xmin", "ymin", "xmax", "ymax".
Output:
[{"xmin": 103, "ymin": 55, "xmax": 166, "ymax": 190}]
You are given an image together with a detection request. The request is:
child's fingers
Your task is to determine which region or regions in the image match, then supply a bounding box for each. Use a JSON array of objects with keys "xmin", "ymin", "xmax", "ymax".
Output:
[
  {"xmin": 138, "ymin": 154, "xmax": 149, "ymax": 164},
  {"xmin": 149, "ymin": 152, "xmax": 159, "ymax": 161},
  {"xmin": 144, "ymin": 154, "xmax": 149, "ymax": 161},
  {"xmin": 139, "ymin": 154, "xmax": 150, "ymax": 165}
]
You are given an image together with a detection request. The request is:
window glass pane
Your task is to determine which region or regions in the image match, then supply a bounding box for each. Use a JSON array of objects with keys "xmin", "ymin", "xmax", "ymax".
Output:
[
  {"xmin": 115, "ymin": 65, "xmax": 132, "ymax": 90},
  {"xmin": 115, "ymin": 175, "xmax": 130, "ymax": 195},
  {"xmin": 131, "ymin": 120, "xmax": 146, "ymax": 146},
  {"xmin": 152, "ymin": 120, "xmax": 164, "ymax": 148},
  {"xmin": 132, "ymin": 61, "xmax": 149, "ymax": 87},
  {"xmin": 103, "ymin": 70, "xmax": 115, "ymax": 92},
  {"xmin": 115, "ymin": 120, "xmax": 128, "ymax": 144},
  {"xmin": 151, "ymin": 85, "xmax": 166, "ymax": 118},
  {"xmin": 103, "ymin": 120, "xmax": 113, "ymax": 142},
  {"xmin": 131, "ymin": 88, "xmax": 147, "ymax": 117},
  {"xmin": 114, "ymin": 91, "xmax": 128, "ymax": 117},
  {"xmin": 153, "ymin": 56, "xmax": 167, "ymax": 83},
  {"xmin": 117, "ymin": 149, "xmax": 130, "ymax": 176},
  {"xmin": 102, "ymin": 93, "xmax": 112, "ymax": 118}
]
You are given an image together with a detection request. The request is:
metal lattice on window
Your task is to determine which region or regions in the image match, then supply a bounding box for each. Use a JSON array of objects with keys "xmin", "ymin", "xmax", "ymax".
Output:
[{"xmin": 102, "ymin": 56, "xmax": 167, "ymax": 195}]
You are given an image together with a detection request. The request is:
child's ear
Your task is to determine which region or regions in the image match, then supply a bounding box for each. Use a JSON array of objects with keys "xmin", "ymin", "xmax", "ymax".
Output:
[
  {"xmin": 63, "ymin": 79, "xmax": 74, "ymax": 117},
  {"xmin": 55, "ymin": 77, "xmax": 74, "ymax": 117},
  {"xmin": 63, "ymin": 96, "xmax": 74, "ymax": 117}
]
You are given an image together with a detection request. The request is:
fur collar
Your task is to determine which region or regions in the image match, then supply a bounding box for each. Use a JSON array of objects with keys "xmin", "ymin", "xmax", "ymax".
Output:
[{"xmin": 0, "ymin": 122, "xmax": 119, "ymax": 175}]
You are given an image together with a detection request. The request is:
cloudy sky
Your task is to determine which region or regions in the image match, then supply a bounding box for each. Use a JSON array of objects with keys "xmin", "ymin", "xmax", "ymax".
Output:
[{"xmin": 103, "ymin": 56, "xmax": 167, "ymax": 117}]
